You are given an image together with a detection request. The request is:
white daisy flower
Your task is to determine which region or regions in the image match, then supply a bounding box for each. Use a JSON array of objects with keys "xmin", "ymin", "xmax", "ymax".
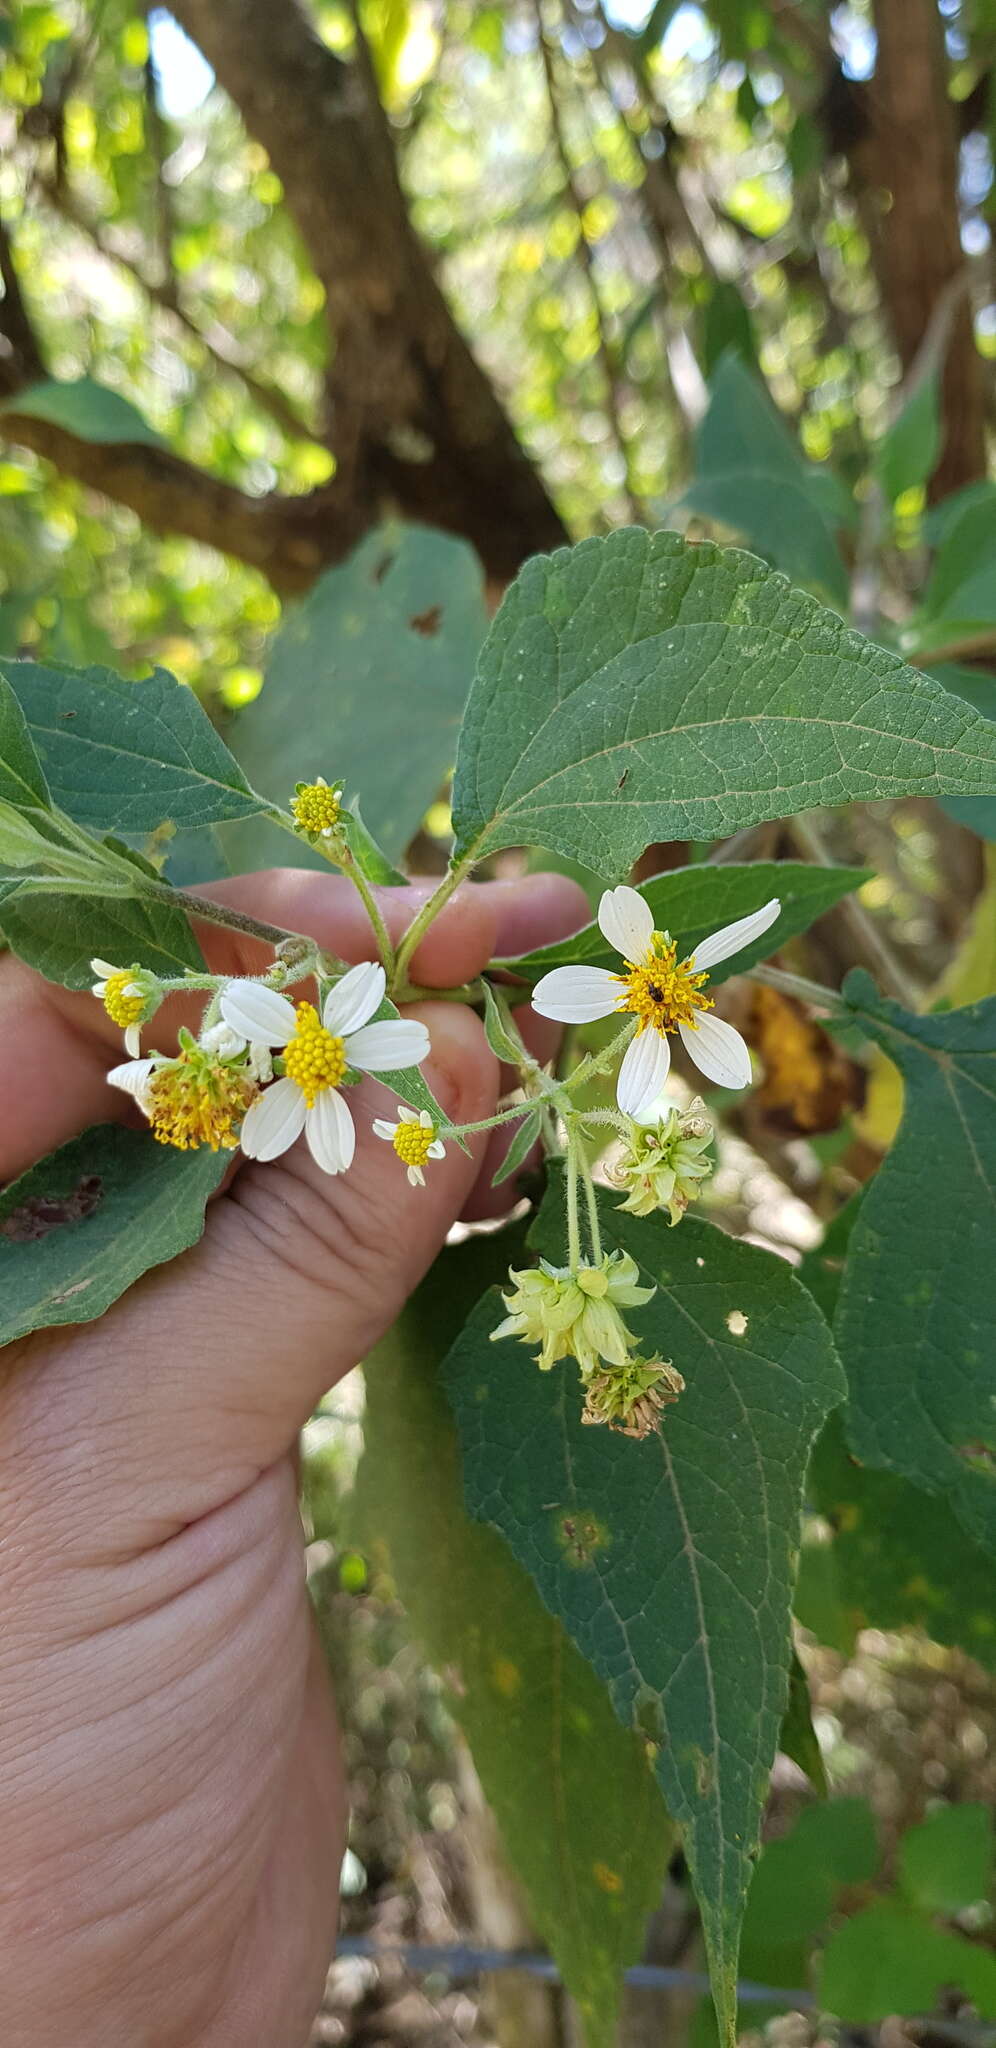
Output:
[
  {"xmin": 372, "ymin": 1104, "xmax": 446, "ymax": 1187},
  {"xmin": 531, "ymin": 884, "xmax": 781, "ymax": 1116},
  {"xmin": 219, "ymin": 961, "xmax": 430, "ymax": 1177}
]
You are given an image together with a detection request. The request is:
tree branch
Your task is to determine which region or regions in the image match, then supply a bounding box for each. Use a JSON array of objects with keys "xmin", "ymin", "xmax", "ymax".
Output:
[
  {"xmin": 0, "ymin": 212, "xmax": 46, "ymax": 393},
  {"xmin": 168, "ymin": 0, "xmax": 567, "ymax": 580},
  {"xmin": 533, "ymin": 5, "xmax": 644, "ymax": 522}
]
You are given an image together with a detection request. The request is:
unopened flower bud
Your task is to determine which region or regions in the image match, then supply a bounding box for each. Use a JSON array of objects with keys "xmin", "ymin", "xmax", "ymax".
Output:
[
  {"xmin": 492, "ymin": 1252, "xmax": 655, "ymax": 1377},
  {"xmin": 607, "ymin": 1097, "xmax": 714, "ymax": 1224}
]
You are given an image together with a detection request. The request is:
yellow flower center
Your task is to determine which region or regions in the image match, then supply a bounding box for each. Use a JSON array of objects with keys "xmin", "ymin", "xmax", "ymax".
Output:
[
  {"xmin": 615, "ymin": 932, "xmax": 713, "ymax": 1035},
  {"xmin": 101, "ymin": 970, "xmax": 146, "ymax": 1029},
  {"xmin": 147, "ymin": 1049, "xmax": 258, "ymax": 1152},
  {"xmin": 283, "ymin": 1002, "xmax": 348, "ymax": 1107},
  {"xmin": 291, "ymin": 781, "xmax": 342, "ymax": 835},
  {"xmin": 392, "ymin": 1119, "xmax": 436, "ymax": 1168}
]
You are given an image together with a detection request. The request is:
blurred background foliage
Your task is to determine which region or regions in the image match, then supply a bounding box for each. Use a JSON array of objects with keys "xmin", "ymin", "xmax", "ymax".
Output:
[{"xmin": 6, "ymin": 0, "xmax": 996, "ymax": 2041}]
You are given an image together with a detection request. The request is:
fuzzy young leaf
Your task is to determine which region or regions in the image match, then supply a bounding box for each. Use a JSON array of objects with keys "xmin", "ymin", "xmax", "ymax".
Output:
[
  {"xmin": 482, "ymin": 979, "xmax": 532, "ymax": 1065},
  {"xmin": 836, "ymin": 972, "xmax": 996, "ymax": 1560},
  {"xmin": 2, "ymin": 657, "xmax": 267, "ymax": 832},
  {"xmin": 0, "ymin": 670, "xmax": 50, "ymax": 810},
  {"xmin": 0, "ymin": 1124, "xmax": 226, "ymax": 1346},
  {"xmin": 0, "ymin": 876, "xmax": 204, "ymax": 987},
  {"xmin": 490, "ymin": 1104, "xmax": 543, "ymax": 1187},
  {"xmin": 497, "ymin": 860, "xmax": 869, "ymax": 987},
  {"xmin": 227, "ymin": 526, "xmax": 488, "ymax": 865},
  {"xmin": 443, "ymin": 1175, "xmax": 844, "ymax": 2042},
  {"xmin": 353, "ymin": 1228, "xmax": 674, "ymax": 2048},
  {"xmin": 450, "ymin": 531, "xmax": 996, "ymax": 877},
  {"xmin": 342, "ymin": 802, "xmax": 408, "ymax": 886}
]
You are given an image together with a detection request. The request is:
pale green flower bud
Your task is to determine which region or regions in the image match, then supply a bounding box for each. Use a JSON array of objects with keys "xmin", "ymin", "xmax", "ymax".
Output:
[
  {"xmin": 608, "ymin": 1098, "xmax": 714, "ymax": 1224},
  {"xmin": 492, "ymin": 1252, "xmax": 655, "ymax": 1377}
]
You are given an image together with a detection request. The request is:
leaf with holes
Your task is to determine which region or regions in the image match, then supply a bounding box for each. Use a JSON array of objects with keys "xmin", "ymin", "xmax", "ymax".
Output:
[
  {"xmin": 2, "ymin": 657, "xmax": 267, "ymax": 832},
  {"xmin": 450, "ymin": 530, "xmax": 996, "ymax": 877},
  {"xmin": 0, "ymin": 1124, "xmax": 226, "ymax": 1346},
  {"xmin": 442, "ymin": 1173, "xmax": 844, "ymax": 2042},
  {"xmin": 495, "ymin": 860, "xmax": 869, "ymax": 986},
  {"xmin": 835, "ymin": 971, "xmax": 996, "ymax": 1561},
  {"xmin": 353, "ymin": 1226, "xmax": 674, "ymax": 2048},
  {"xmin": 226, "ymin": 525, "xmax": 488, "ymax": 865}
]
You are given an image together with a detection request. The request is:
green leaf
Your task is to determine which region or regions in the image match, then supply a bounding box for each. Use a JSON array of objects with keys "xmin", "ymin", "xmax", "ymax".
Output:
[
  {"xmin": 482, "ymin": 979, "xmax": 531, "ymax": 1064},
  {"xmin": 778, "ymin": 1650, "xmax": 826, "ymax": 1796},
  {"xmin": 353, "ymin": 1227, "xmax": 674, "ymax": 2048},
  {"xmin": 1, "ymin": 375, "xmax": 166, "ymax": 449},
  {"xmin": 818, "ymin": 1901, "xmax": 996, "ymax": 2021},
  {"xmin": 835, "ymin": 971, "xmax": 996, "ymax": 1561},
  {"xmin": 0, "ymin": 876, "xmax": 204, "ymax": 987},
  {"xmin": 227, "ymin": 525, "xmax": 488, "ymax": 864},
  {"xmin": 899, "ymin": 1803, "xmax": 993, "ymax": 1916},
  {"xmin": 497, "ymin": 860, "xmax": 870, "ymax": 986},
  {"xmin": 874, "ymin": 373, "xmax": 941, "ymax": 503},
  {"xmin": 0, "ymin": 1124, "xmax": 226, "ymax": 1345},
  {"xmin": 490, "ymin": 1104, "xmax": 543, "ymax": 1187},
  {"xmin": 0, "ymin": 801, "xmax": 66, "ymax": 868},
  {"xmin": 442, "ymin": 1175, "xmax": 845, "ymax": 2041},
  {"xmin": 931, "ymin": 664, "xmax": 996, "ymax": 840},
  {"xmin": 680, "ymin": 355, "xmax": 848, "ymax": 600},
  {"xmin": 0, "ymin": 670, "xmax": 50, "ymax": 809},
  {"xmin": 342, "ymin": 802, "xmax": 408, "ymax": 886},
  {"xmin": 450, "ymin": 530, "xmax": 996, "ymax": 877},
  {"xmin": 2, "ymin": 657, "xmax": 267, "ymax": 832}
]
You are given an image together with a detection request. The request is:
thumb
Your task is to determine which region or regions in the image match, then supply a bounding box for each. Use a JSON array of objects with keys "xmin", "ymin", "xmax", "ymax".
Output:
[{"xmin": 18, "ymin": 1004, "xmax": 499, "ymax": 1540}]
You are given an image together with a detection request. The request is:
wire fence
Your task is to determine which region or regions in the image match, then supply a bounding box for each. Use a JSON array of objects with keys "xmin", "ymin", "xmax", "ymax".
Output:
[{"xmin": 334, "ymin": 1936, "xmax": 813, "ymax": 2008}]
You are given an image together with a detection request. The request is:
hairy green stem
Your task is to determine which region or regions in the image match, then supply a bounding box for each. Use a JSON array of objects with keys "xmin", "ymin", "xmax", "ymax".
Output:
[
  {"xmin": 394, "ymin": 860, "xmax": 470, "ymax": 986},
  {"xmin": 578, "ymin": 1142, "xmax": 604, "ymax": 1263},
  {"xmin": 565, "ymin": 1130, "xmax": 582, "ymax": 1272},
  {"xmin": 338, "ymin": 851, "xmax": 396, "ymax": 975}
]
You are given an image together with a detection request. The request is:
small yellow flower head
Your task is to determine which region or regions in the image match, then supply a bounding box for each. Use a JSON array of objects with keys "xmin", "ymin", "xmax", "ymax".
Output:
[
  {"xmin": 492, "ymin": 1252, "xmax": 655, "ymax": 1377},
  {"xmin": 146, "ymin": 1034, "xmax": 259, "ymax": 1152},
  {"xmin": 372, "ymin": 1105, "xmax": 447, "ymax": 1186},
  {"xmin": 282, "ymin": 1001, "xmax": 348, "ymax": 1108},
  {"xmin": 582, "ymin": 1357, "xmax": 685, "ymax": 1439},
  {"xmin": 608, "ymin": 1098, "xmax": 714, "ymax": 1224},
  {"xmin": 90, "ymin": 959, "xmax": 162, "ymax": 1055},
  {"xmin": 291, "ymin": 777, "xmax": 344, "ymax": 840}
]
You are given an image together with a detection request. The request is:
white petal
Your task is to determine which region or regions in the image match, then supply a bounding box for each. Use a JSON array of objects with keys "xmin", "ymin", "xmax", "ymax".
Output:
[
  {"xmin": 397, "ymin": 1106, "xmax": 420, "ymax": 1124},
  {"xmin": 238, "ymin": 1077, "xmax": 306, "ymax": 1159},
  {"xmin": 107, "ymin": 1057, "xmax": 156, "ymax": 1106},
  {"xmin": 597, "ymin": 885, "xmax": 655, "ymax": 962},
  {"xmin": 200, "ymin": 1021, "xmax": 246, "ymax": 1058},
  {"xmin": 407, "ymin": 1164, "xmax": 425, "ymax": 1186},
  {"xmin": 616, "ymin": 1029, "xmax": 671, "ymax": 1116},
  {"xmin": 124, "ymin": 1023, "xmax": 142, "ymax": 1058},
  {"xmin": 220, "ymin": 980, "xmax": 297, "ymax": 1047},
  {"xmin": 306, "ymin": 1089, "xmax": 355, "ymax": 1174},
  {"xmin": 323, "ymin": 961, "xmax": 385, "ymax": 1036},
  {"xmin": 91, "ymin": 982, "xmax": 108, "ymax": 998},
  {"xmin": 679, "ymin": 1013, "xmax": 753, "ymax": 1090},
  {"xmin": 531, "ymin": 966, "xmax": 620, "ymax": 1024},
  {"xmin": 427, "ymin": 1139, "xmax": 446, "ymax": 1160},
  {"xmin": 347, "ymin": 1019, "xmax": 430, "ymax": 1071},
  {"xmin": 372, "ymin": 1118, "xmax": 397, "ymax": 1140},
  {"xmin": 691, "ymin": 898, "xmax": 781, "ymax": 972},
  {"xmin": 91, "ymin": 958, "xmax": 118, "ymax": 979}
]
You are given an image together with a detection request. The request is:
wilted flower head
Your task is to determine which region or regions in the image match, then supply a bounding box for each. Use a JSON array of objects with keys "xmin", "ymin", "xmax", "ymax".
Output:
[
  {"xmin": 607, "ymin": 1097, "xmax": 714, "ymax": 1224},
  {"xmin": 492, "ymin": 1251, "xmax": 655, "ymax": 1376},
  {"xmin": 582, "ymin": 1357, "xmax": 685, "ymax": 1439},
  {"xmin": 108, "ymin": 1027, "xmax": 260, "ymax": 1152}
]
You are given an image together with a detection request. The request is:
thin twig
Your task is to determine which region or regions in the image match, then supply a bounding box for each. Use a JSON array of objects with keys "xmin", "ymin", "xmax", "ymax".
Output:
[
  {"xmin": 533, "ymin": 1, "xmax": 645, "ymax": 522},
  {"xmin": 32, "ymin": 174, "xmax": 318, "ymax": 445},
  {"xmin": 790, "ymin": 812, "xmax": 921, "ymax": 1008}
]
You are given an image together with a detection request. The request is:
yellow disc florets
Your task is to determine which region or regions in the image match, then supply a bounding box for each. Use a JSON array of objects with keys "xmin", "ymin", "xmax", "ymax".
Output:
[
  {"xmin": 291, "ymin": 778, "xmax": 343, "ymax": 837},
  {"xmin": 392, "ymin": 1118, "xmax": 437, "ymax": 1169},
  {"xmin": 101, "ymin": 969, "xmax": 147, "ymax": 1029},
  {"xmin": 615, "ymin": 931, "xmax": 713, "ymax": 1036},
  {"xmin": 282, "ymin": 1001, "xmax": 348, "ymax": 1106},
  {"xmin": 147, "ymin": 1046, "xmax": 258, "ymax": 1152}
]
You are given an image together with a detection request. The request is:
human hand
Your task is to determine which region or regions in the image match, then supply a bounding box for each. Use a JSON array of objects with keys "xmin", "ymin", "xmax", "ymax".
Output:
[{"xmin": 0, "ymin": 868, "xmax": 586, "ymax": 2048}]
